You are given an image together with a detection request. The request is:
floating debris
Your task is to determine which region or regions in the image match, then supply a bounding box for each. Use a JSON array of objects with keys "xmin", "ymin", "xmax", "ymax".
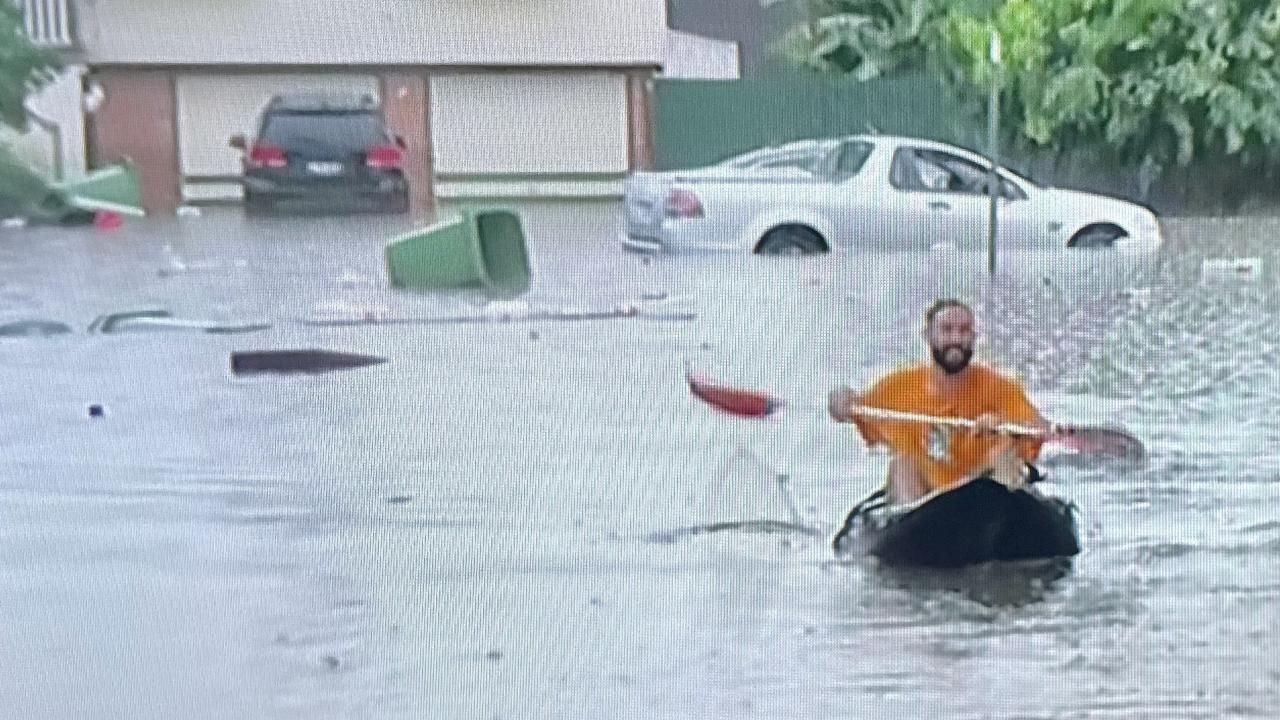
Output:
[
  {"xmin": 1202, "ymin": 257, "xmax": 1262, "ymax": 283},
  {"xmin": 89, "ymin": 310, "xmax": 271, "ymax": 335},
  {"xmin": 300, "ymin": 305, "xmax": 637, "ymax": 327},
  {"xmin": 333, "ymin": 269, "xmax": 377, "ymax": 288},
  {"xmin": 230, "ymin": 349, "xmax": 388, "ymax": 376},
  {"xmin": 0, "ymin": 320, "xmax": 74, "ymax": 337},
  {"xmin": 300, "ymin": 296, "xmax": 694, "ymax": 327}
]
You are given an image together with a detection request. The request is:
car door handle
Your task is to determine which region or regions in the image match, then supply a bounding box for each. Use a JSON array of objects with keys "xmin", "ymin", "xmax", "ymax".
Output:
[{"xmin": 927, "ymin": 201, "xmax": 952, "ymax": 211}]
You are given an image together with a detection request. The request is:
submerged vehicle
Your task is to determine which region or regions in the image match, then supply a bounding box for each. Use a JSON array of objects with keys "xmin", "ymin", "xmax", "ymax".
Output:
[
  {"xmin": 622, "ymin": 134, "xmax": 1163, "ymax": 254},
  {"xmin": 832, "ymin": 472, "xmax": 1080, "ymax": 568}
]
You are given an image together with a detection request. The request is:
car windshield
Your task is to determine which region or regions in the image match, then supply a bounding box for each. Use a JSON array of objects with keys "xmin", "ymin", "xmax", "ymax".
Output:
[{"xmin": 261, "ymin": 112, "xmax": 387, "ymax": 153}]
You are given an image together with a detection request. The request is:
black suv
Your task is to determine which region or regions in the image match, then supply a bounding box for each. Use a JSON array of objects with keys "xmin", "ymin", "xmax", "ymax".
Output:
[{"xmin": 230, "ymin": 93, "xmax": 409, "ymax": 214}]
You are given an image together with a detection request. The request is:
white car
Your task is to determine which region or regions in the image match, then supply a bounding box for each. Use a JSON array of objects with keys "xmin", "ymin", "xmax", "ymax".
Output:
[{"xmin": 621, "ymin": 135, "xmax": 1163, "ymax": 254}]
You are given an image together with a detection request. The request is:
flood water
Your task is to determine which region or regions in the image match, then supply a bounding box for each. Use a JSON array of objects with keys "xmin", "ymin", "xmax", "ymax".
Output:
[{"xmin": 1, "ymin": 208, "xmax": 1277, "ymax": 719}]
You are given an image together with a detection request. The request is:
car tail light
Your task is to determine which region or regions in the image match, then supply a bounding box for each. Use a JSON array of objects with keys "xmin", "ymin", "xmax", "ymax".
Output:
[
  {"xmin": 365, "ymin": 145, "xmax": 403, "ymax": 170},
  {"xmin": 664, "ymin": 188, "xmax": 704, "ymax": 219},
  {"xmin": 247, "ymin": 144, "xmax": 287, "ymax": 169}
]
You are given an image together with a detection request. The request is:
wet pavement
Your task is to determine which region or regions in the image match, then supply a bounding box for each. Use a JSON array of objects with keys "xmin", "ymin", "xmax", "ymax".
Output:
[{"xmin": 1, "ymin": 207, "xmax": 1278, "ymax": 719}]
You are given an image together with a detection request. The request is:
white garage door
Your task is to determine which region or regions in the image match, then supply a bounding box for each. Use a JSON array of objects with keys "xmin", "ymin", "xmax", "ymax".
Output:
[
  {"xmin": 175, "ymin": 74, "xmax": 379, "ymax": 201},
  {"xmin": 430, "ymin": 72, "xmax": 628, "ymax": 177}
]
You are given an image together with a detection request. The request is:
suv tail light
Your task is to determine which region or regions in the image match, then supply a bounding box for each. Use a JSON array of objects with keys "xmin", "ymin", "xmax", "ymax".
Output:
[
  {"xmin": 664, "ymin": 188, "xmax": 704, "ymax": 219},
  {"xmin": 248, "ymin": 144, "xmax": 287, "ymax": 169},
  {"xmin": 365, "ymin": 145, "xmax": 403, "ymax": 170}
]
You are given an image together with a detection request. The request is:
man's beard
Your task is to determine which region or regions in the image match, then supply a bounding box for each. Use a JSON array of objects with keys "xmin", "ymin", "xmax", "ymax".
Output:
[{"xmin": 931, "ymin": 344, "xmax": 973, "ymax": 375}]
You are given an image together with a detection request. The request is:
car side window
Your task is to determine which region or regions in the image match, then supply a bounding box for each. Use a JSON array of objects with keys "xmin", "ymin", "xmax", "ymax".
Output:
[
  {"xmin": 922, "ymin": 150, "xmax": 987, "ymax": 193},
  {"xmin": 889, "ymin": 149, "xmax": 919, "ymax": 190},
  {"xmin": 1000, "ymin": 177, "xmax": 1028, "ymax": 200},
  {"xmin": 752, "ymin": 150, "xmax": 821, "ymax": 174},
  {"xmin": 724, "ymin": 148, "xmax": 777, "ymax": 168},
  {"xmin": 891, "ymin": 148, "xmax": 1025, "ymax": 199},
  {"xmin": 832, "ymin": 141, "xmax": 873, "ymax": 181}
]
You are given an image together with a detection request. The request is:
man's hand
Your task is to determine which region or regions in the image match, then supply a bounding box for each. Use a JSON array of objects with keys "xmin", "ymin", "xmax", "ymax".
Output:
[
  {"xmin": 828, "ymin": 386, "xmax": 862, "ymax": 423},
  {"xmin": 971, "ymin": 412, "xmax": 1005, "ymax": 436},
  {"xmin": 988, "ymin": 439, "xmax": 1027, "ymax": 489},
  {"xmin": 1048, "ymin": 422, "xmax": 1076, "ymax": 438}
]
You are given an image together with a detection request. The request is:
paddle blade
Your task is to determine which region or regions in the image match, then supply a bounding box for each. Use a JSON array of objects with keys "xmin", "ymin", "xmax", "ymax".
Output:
[
  {"xmin": 686, "ymin": 373, "xmax": 779, "ymax": 418},
  {"xmin": 1046, "ymin": 426, "xmax": 1147, "ymax": 461}
]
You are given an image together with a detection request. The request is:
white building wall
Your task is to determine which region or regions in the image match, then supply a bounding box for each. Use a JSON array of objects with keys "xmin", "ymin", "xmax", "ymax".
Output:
[
  {"xmin": 0, "ymin": 67, "xmax": 88, "ymax": 181},
  {"xmin": 431, "ymin": 72, "xmax": 629, "ymax": 175},
  {"xmin": 431, "ymin": 71, "xmax": 631, "ymax": 199},
  {"xmin": 77, "ymin": 0, "xmax": 667, "ymax": 67},
  {"xmin": 664, "ymin": 31, "xmax": 741, "ymax": 80}
]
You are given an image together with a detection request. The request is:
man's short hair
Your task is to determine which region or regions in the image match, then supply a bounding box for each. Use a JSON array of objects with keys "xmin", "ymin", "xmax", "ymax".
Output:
[{"xmin": 924, "ymin": 299, "xmax": 973, "ymax": 328}]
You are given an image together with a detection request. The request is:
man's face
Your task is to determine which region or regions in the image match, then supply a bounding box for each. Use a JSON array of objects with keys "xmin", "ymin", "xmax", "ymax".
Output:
[{"xmin": 926, "ymin": 306, "xmax": 976, "ymax": 375}]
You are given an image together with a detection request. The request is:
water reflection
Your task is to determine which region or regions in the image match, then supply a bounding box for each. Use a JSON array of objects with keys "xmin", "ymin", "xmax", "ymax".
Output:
[{"xmin": 867, "ymin": 557, "xmax": 1074, "ymax": 609}]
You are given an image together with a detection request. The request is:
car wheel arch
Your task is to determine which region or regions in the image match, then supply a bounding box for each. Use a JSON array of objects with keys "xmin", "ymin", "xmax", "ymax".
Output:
[
  {"xmin": 753, "ymin": 224, "xmax": 830, "ymax": 254},
  {"xmin": 1066, "ymin": 222, "xmax": 1129, "ymax": 249},
  {"xmin": 742, "ymin": 210, "xmax": 834, "ymax": 249}
]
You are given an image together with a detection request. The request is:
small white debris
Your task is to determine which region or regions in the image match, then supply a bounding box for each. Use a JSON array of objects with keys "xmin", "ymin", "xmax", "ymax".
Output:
[
  {"xmin": 1202, "ymin": 257, "xmax": 1262, "ymax": 283},
  {"xmin": 482, "ymin": 300, "xmax": 530, "ymax": 321},
  {"xmin": 176, "ymin": 205, "xmax": 203, "ymax": 218},
  {"xmin": 335, "ymin": 269, "xmax": 375, "ymax": 288}
]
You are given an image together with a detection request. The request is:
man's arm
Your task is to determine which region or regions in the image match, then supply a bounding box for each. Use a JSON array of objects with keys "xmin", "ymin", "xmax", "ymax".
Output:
[{"xmin": 1006, "ymin": 380, "xmax": 1049, "ymax": 462}]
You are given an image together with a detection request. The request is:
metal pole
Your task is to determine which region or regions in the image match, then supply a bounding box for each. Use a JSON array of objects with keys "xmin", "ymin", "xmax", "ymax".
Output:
[{"xmin": 987, "ymin": 31, "xmax": 1001, "ymax": 277}]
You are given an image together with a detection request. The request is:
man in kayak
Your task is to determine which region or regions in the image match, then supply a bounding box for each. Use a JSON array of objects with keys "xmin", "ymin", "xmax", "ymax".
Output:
[{"xmin": 828, "ymin": 299, "xmax": 1051, "ymax": 504}]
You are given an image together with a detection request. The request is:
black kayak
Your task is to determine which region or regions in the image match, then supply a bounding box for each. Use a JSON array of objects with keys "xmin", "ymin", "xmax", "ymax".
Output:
[{"xmin": 832, "ymin": 473, "xmax": 1080, "ymax": 568}]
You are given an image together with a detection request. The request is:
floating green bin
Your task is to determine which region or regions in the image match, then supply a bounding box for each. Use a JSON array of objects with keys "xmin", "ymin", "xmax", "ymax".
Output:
[
  {"xmin": 385, "ymin": 208, "xmax": 532, "ymax": 297},
  {"xmin": 1, "ymin": 146, "xmax": 144, "ymax": 222},
  {"xmin": 56, "ymin": 161, "xmax": 145, "ymax": 216},
  {"xmin": 0, "ymin": 144, "xmax": 75, "ymax": 222}
]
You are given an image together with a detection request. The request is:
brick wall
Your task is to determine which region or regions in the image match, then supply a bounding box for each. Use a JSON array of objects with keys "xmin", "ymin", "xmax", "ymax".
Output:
[{"xmin": 89, "ymin": 70, "xmax": 181, "ymax": 214}]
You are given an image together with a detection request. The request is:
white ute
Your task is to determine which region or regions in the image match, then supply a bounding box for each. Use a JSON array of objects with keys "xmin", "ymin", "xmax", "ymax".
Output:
[{"xmin": 621, "ymin": 135, "xmax": 1163, "ymax": 255}]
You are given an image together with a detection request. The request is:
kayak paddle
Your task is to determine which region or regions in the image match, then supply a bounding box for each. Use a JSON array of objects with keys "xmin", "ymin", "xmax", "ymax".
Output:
[{"xmin": 686, "ymin": 370, "xmax": 1147, "ymax": 461}]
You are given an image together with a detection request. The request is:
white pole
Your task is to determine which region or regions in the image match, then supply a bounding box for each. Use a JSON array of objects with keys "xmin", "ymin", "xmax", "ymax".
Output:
[{"xmin": 987, "ymin": 30, "xmax": 1002, "ymax": 277}]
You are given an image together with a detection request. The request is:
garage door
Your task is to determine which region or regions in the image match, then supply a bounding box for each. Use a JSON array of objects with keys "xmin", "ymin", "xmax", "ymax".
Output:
[
  {"xmin": 175, "ymin": 74, "xmax": 379, "ymax": 201},
  {"xmin": 430, "ymin": 71, "xmax": 628, "ymax": 185}
]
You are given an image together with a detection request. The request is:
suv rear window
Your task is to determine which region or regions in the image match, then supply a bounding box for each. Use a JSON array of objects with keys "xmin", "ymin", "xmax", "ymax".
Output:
[{"xmin": 260, "ymin": 112, "xmax": 388, "ymax": 153}]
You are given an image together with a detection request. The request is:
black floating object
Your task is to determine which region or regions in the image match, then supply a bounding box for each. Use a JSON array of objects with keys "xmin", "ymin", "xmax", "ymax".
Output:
[
  {"xmin": 88, "ymin": 404, "xmax": 105, "ymax": 418},
  {"xmin": 230, "ymin": 349, "xmax": 388, "ymax": 376},
  {"xmin": 0, "ymin": 320, "xmax": 74, "ymax": 337}
]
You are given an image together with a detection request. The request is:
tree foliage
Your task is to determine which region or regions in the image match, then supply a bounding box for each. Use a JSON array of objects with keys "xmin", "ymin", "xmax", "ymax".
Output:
[
  {"xmin": 777, "ymin": 1, "xmax": 941, "ymax": 80},
  {"xmin": 0, "ymin": 3, "xmax": 61, "ymax": 131},
  {"xmin": 782, "ymin": 0, "xmax": 1280, "ymax": 176}
]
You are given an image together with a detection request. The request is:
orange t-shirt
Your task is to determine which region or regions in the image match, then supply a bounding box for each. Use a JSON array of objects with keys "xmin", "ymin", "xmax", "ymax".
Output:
[{"xmin": 851, "ymin": 364, "xmax": 1043, "ymax": 491}]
